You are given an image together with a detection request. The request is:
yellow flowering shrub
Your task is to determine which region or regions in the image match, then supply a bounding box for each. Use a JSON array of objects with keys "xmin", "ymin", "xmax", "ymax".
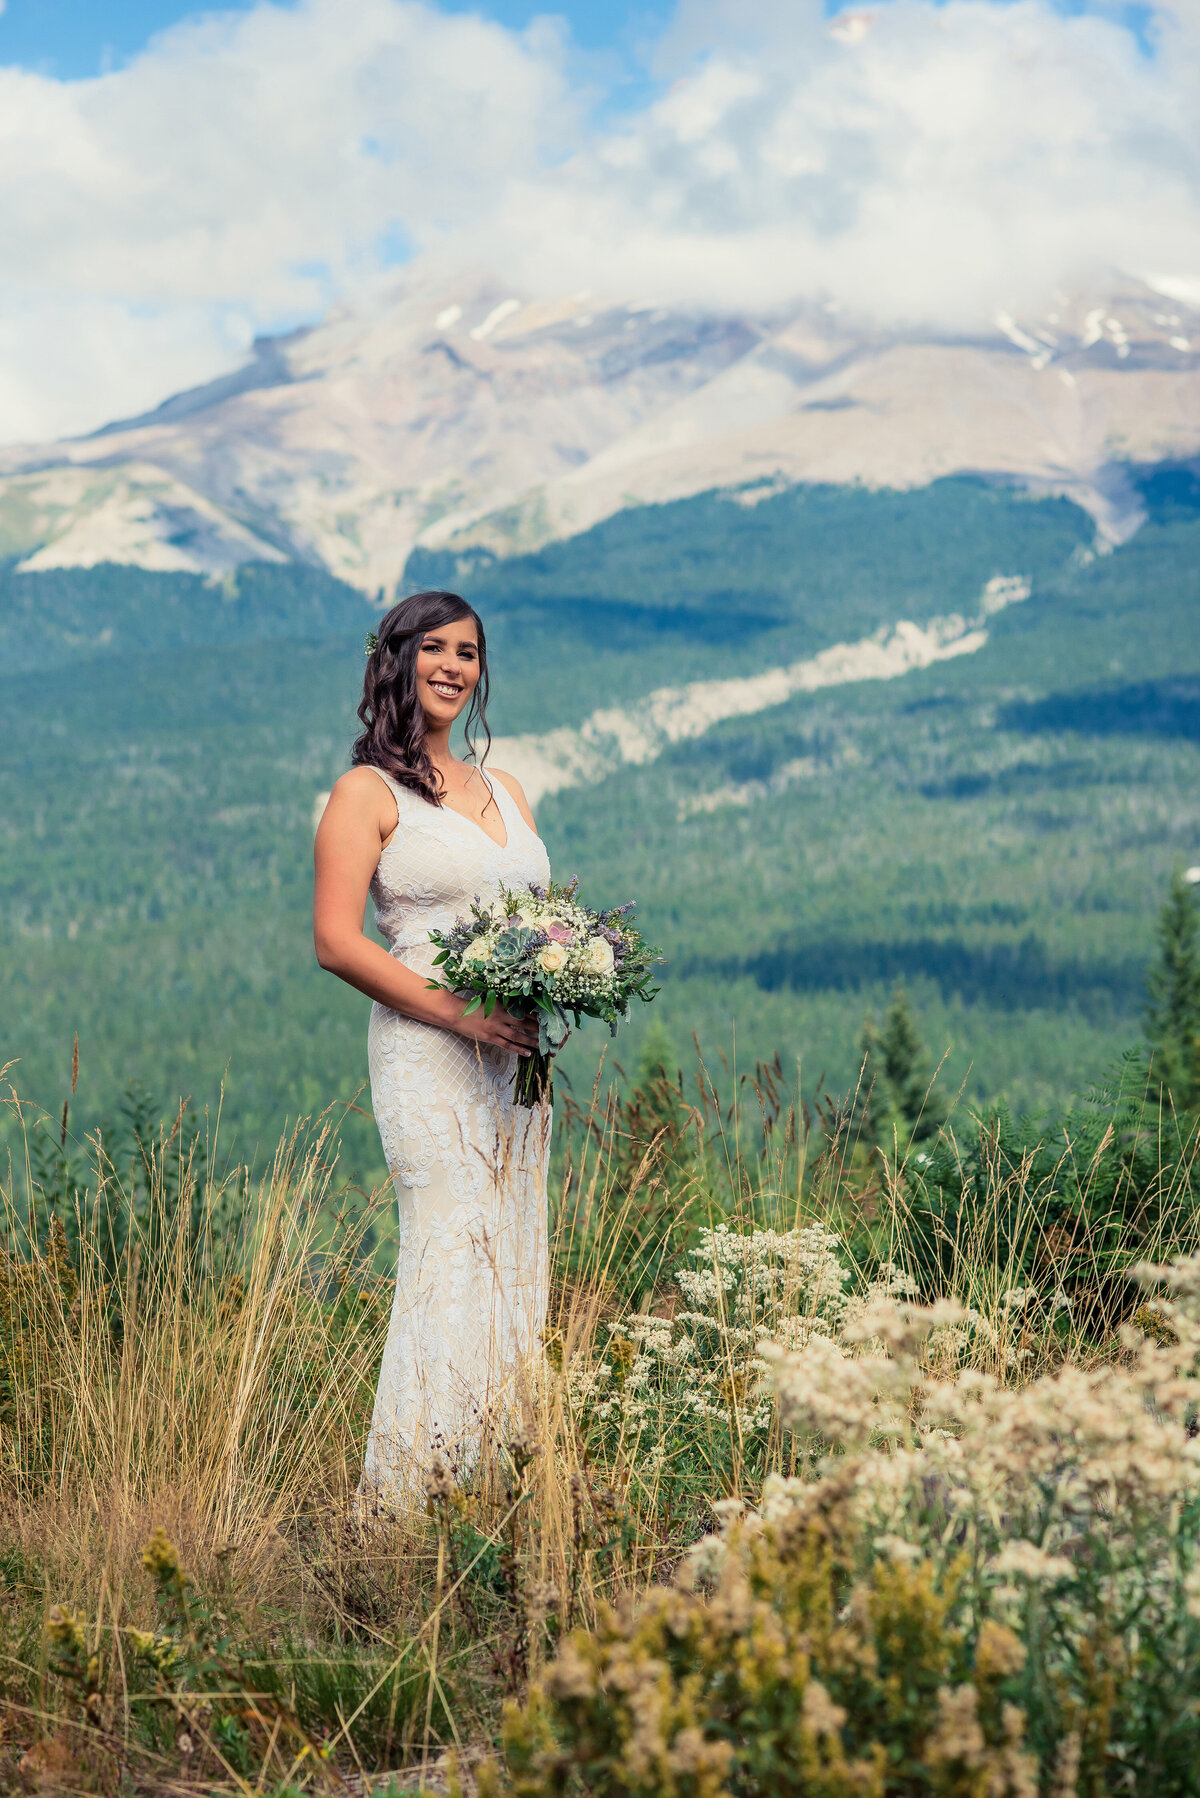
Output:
[{"xmin": 486, "ymin": 1506, "xmax": 1034, "ymax": 1798}]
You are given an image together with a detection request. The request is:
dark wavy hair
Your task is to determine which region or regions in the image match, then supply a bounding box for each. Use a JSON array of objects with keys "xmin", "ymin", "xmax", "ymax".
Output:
[{"xmin": 351, "ymin": 589, "xmax": 491, "ymax": 807}]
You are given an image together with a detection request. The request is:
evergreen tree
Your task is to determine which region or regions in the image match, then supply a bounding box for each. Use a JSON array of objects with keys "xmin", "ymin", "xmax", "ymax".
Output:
[
  {"xmin": 855, "ymin": 1014, "xmax": 892, "ymax": 1146},
  {"xmin": 1146, "ymin": 870, "xmax": 1200, "ymax": 1108},
  {"xmin": 858, "ymin": 985, "xmax": 948, "ymax": 1147}
]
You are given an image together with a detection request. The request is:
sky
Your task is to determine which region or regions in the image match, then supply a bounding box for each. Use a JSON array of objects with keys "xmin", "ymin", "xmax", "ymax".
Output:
[
  {"xmin": 0, "ymin": 0, "xmax": 1198, "ymax": 443},
  {"xmin": 0, "ymin": 0, "xmax": 659, "ymax": 73}
]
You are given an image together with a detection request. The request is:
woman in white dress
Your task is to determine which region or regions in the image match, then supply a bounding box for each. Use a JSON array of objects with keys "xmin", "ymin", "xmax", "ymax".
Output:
[{"xmin": 313, "ymin": 590, "xmax": 552, "ymax": 1502}]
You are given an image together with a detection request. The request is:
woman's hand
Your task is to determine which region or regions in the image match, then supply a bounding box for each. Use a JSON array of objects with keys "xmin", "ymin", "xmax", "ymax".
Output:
[{"xmin": 451, "ymin": 999, "xmax": 540, "ymax": 1058}]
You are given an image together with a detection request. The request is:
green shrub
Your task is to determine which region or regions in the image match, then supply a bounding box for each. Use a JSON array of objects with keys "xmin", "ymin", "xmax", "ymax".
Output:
[{"xmin": 488, "ymin": 1519, "xmax": 1034, "ymax": 1798}]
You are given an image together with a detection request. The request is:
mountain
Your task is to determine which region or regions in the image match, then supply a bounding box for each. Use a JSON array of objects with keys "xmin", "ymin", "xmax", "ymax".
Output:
[{"xmin": 1, "ymin": 270, "xmax": 1198, "ymax": 593}]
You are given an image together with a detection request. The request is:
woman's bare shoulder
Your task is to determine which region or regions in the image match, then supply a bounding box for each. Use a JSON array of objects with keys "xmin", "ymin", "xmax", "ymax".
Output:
[
  {"xmin": 333, "ymin": 764, "xmax": 389, "ymax": 797},
  {"xmin": 329, "ymin": 762, "xmax": 394, "ymax": 805},
  {"xmin": 326, "ymin": 765, "xmax": 398, "ymax": 825}
]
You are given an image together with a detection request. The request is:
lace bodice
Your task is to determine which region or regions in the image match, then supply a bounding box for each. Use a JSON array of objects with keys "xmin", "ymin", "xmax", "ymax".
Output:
[{"xmin": 368, "ymin": 766, "xmax": 551, "ymax": 969}]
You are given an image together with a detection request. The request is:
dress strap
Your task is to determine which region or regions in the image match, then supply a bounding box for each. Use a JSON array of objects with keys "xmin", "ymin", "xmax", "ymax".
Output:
[
  {"xmin": 364, "ymin": 765, "xmax": 411, "ymax": 820},
  {"xmin": 476, "ymin": 765, "xmax": 514, "ymax": 829}
]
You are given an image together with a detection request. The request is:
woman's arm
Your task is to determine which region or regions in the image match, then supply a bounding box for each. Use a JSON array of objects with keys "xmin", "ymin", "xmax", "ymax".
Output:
[{"xmin": 313, "ymin": 768, "xmax": 537, "ymax": 1056}]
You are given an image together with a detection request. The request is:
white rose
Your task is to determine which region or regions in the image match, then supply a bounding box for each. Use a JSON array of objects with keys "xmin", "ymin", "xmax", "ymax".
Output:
[
  {"xmin": 539, "ymin": 942, "xmax": 568, "ymax": 973},
  {"xmin": 463, "ymin": 937, "xmax": 491, "ymax": 964},
  {"xmin": 583, "ymin": 936, "xmax": 615, "ymax": 977}
]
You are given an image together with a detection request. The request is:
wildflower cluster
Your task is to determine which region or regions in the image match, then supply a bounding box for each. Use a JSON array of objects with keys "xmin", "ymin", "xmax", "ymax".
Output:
[
  {"xmin": 429, "ymin": 877, "xmax": 661, "ymax": 1104},
  {"xmin": 494, "ymin": 1244, "xmax": 1200, "ymax": 1794},
  {"xmin": 662, "ymin": 1254, "xmax": 1200, "ymax": 1784},
  {"xmin": 569, "ymin": 1222, "xmax": 855, "ymax": 1448},
  {"xmin": 756, "ymin": 1269, "xmax": 1200, "ymax": 1529}
]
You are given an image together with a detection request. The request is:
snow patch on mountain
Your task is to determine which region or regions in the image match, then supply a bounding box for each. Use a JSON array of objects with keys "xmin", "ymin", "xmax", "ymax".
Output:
[{"xmin": 675, "ymin": 753, "xmax": 829, "ymax": 820}]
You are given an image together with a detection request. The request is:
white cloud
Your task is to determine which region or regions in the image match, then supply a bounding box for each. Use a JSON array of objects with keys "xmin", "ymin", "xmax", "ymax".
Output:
[
  {"xmin": 1, "ymin": 0, "xmax": 1198, "ymax": 442},
  {"xmin": 0, "ymin": 293, "xmax": 255, "ymax": 444},
  {"xmin": 0, "ymin": 0, "xmax": 574, "ymax": 438},
  {"xmin": 489, "ymin": 0, "xmax": 1200, "ymax": 322}
]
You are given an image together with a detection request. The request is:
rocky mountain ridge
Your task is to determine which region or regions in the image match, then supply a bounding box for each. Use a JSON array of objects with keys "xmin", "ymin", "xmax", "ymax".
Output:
[{"xmin": 1, "ymin": 268, "xmax": 1197, "ymax": 594}]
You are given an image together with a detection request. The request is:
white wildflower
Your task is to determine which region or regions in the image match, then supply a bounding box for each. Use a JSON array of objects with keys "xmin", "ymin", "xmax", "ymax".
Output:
[
  {"xmin": 874, "ymin": 1534, "xmax": 922, "ymax": 1565},
  {"xmin": 990, "ymin": 1540, "xmax": 1075, "ymax": 1583},
  {"xmin": 682, "ymin": 1534, "xmax": 726, "ymax": 1586}
]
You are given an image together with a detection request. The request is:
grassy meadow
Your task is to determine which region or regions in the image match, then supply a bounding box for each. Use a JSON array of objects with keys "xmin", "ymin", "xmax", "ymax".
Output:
[{"xmin": 3, "ymin": 1041, "xmax": 1200, "ymax": 1793}]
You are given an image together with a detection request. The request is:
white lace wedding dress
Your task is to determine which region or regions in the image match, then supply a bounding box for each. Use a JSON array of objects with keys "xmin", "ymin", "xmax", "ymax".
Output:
[{"xmin": 359, "ymin": 765, "xmax": 552, "ymax": 1503}]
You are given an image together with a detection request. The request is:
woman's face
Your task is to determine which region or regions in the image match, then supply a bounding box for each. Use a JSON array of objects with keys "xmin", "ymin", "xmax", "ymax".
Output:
[{"xmin": 414, "ymin": 615, "xmax": 481, "ymax": 731}]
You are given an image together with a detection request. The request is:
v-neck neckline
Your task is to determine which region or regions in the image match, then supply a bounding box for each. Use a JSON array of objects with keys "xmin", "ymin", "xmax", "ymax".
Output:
[{"xmin": 439, "ymin": 772, "xmax": 509, "ymax": 852}]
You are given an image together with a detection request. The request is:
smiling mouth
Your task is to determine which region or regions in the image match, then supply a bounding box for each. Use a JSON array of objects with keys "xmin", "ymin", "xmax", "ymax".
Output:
[{"xmin": 428, "ymin": 681, "xmax": 463, "ymax": 699}]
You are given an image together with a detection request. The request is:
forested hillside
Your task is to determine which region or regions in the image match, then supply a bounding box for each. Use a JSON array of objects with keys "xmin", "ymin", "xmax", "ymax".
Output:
[
  {"xmin": 2, "ymin": 473, "xmax": 1197, "ymax": 1183},
  {"xmin": 411, "ymin": 477, "xmax": 1093, "ymax": 732}
]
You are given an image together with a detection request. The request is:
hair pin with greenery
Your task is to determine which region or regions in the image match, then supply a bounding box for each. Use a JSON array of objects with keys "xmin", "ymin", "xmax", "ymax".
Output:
[{"xmin": 364, "ymin": 630, "xmax": 378, "ymax": 655}]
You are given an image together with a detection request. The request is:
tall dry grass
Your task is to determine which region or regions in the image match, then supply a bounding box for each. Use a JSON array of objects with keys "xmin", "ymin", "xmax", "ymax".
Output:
[{"xmin": 1, "ymin": 1106, "xmax": 383, "ymax": 1586}]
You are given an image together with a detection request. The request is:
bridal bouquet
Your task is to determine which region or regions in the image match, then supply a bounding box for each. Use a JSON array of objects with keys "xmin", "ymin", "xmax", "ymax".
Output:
[{"xmin": 428, "ymin": 878, "xmax": 661, "ymax": 1105}]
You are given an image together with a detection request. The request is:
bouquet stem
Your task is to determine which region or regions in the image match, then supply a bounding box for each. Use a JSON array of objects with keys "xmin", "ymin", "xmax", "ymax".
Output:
[{"xmin": 514, "ymin": 1050, "xmax": 553, "ymax": 1107}]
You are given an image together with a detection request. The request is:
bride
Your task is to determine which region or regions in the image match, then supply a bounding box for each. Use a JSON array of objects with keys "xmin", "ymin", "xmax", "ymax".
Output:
[{"xmin": 313, "ymin": 589, "xmax": 552, "ymax": 1501}]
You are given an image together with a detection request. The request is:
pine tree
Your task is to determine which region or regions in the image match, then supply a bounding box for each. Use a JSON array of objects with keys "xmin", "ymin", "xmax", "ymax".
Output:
[
  {"xmin": 858, "ymin": 985, "xmax": 948, "ymax": 1147},
  {"xmin": 855, "ymin": 1014, "xmax": 894, "ymax": 1146},
  {"xmin": 1146, "ymin": 870, "xmax": 1200, "ymax": 1109}
]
